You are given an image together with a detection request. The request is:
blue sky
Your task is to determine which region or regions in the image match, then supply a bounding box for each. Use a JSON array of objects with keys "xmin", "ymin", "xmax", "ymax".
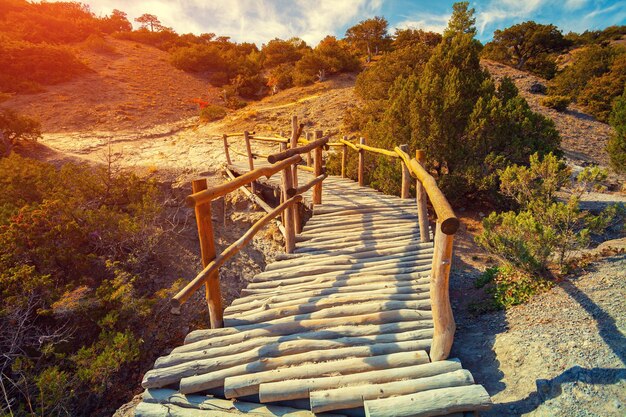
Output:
[{"xmin": 79, "ymin": 0, "xmax": 626, "ymax": 45}]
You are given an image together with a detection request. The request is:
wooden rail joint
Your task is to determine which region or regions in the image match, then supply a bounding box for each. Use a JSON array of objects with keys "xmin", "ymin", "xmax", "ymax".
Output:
[{"xmin": 267, "ymin": 136, "xmax": 330, "ymax": 163}]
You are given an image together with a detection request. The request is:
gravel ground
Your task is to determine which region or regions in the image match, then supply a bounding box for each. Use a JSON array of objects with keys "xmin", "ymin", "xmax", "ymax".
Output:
[{"xmin": 452, "ymin": 254, "xmax": 626, "ymax": 417}]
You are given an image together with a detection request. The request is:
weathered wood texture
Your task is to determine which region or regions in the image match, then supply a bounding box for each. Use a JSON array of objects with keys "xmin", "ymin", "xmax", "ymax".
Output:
[{"xmin": 138, "ymin": 151, "xmax": 490, "ymax": 416}]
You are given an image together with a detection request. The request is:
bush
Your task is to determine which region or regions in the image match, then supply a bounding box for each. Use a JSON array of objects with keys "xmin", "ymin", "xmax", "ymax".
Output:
[
  {"xmin": 84, "ymin": 34, "xmax": 116, "ymax": 53},
  {"xmin": 0, "ymin": 108, "xmax": 41, "ymax": 156},
  {"xmin": 0, "ymin": 36, "xmax": 89, "ymax": 93},
  {"xmin": 578, "ymin": 53, "xmax": 626, "ymax": 122},
  {"xmin": 0, "ymin": 154, "xmax": 172, "ymax": 415},
  {"xmin": 471, "ymin": 265, "xmax": 553, "ymax": 313},
  {"xmin": 199, "ymin": 104, "xmax": 227, "ymax": 121},
  {"xmin": 541, "ymin": 95, "xmax": 570, "ymax": 111},
  {"xmin": 608, "ymin": 87, "xmax": 626, "ymax": 173},
  {"xmin": 477, "ymin": 153, "xmax": 623, "ymax": 274}
]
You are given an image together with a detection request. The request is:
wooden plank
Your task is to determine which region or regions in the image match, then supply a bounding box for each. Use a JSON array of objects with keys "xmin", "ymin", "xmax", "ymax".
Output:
[
  {"xmin": 258, "ymin": 359, "xmax": 463, "ymax": 403},
  {"xmin": 141, "ymin": 388, "xmax": 341, "ymax": 416},
  {"xmin": 221, "ymin": 351, "xmax": 430, "ymax": 399},
  {"xmin": 177, "ymin": 310, "xmax": 434, "ymax": 350},
  {"xmin": 155, "ymin": 329, "xmax": 433, "ymax": 370},
  {"xmin": 310, "ymin": 369, "xmax": 474, "ymax": 413},
  {"xmin": 143, "ymin": 340, "xmax": 422, "ymax": 390},
  {"xmin": 363, "ymin": 385, "xmax": 492, "ymax": 417}
]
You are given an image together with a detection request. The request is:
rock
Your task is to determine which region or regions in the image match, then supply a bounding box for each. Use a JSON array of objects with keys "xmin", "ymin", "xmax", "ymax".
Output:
[{"xmin": 529, "ymin": 82, "xmax": 547, "ymax": 94}]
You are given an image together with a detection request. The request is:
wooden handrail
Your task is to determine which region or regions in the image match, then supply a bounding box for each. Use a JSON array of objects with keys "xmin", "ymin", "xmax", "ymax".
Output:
[
  {"xmin": 223, "ymin": 131, "xmax": 255, "ymax": 138},
  {"xmin": 408, "ymin": 159, "xmax": 459, "ymax": 235},
  {"xmin": 186, "ymin": 155, "xmax": 302, "ymax": 207},
  {"xmin": 357, "ymin": 143, "xmax": 399, "ymax": 158},
  {"xmin": 249, "ymin": 135, "xmax": 290, "ymax": 143},
  {"xmin": 172, "ymin": 195, "xmax": 303, "ymax": 308},
  {"xmin": 287, "ymin": 174, "xmax": 327, "ymax": 198},
  {"xmin": 267, "ymin": 136, "xmax": 330, "ymax": 163},
  {"xmin": 340, "ymin": 138, "xmax": 359, "ymax": 151}
]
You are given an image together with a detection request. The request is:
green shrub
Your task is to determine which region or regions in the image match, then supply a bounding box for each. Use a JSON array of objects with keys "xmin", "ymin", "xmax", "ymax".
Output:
[
  {"xmin": 0, "ymin": 154, "xmax": 171, "ymax": 415},
  {"xmin": 477, "ymin": 153, "xmax": 623, "ymax": 273},
  {"xmin": 0, "ymin": 108, "xmax": 41, "ymax": 156},
  {"xmin": 541, "ymin": 95, "xmax": 570, "ymax": 111},
  {"xmin": 608, "ymin": 87, "xmax": 626, "ymax": 173},
  {"xmin": 84, "ymin": 34, "xmax": 116, "ymax": 53},
  {"xmin": 0, "ymin": 36, "xmax": 89, "ymax": 93},
  {"xmin": 471, "ymin": 265, "xmax": 553, "ymax": 313},
  {"xmin": 199, "ymin": 104, "xmax": 227, "ymax": 122},
  {"xmin": 578, "ymin": 53, "xmax": 626, "ymax": 122}
]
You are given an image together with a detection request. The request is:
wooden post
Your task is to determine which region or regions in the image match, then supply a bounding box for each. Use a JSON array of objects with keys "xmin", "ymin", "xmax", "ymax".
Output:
[
  {"xmin": 290, "ymin": 116, "xmax": 301, "ymax": 233},
  {"xmin": 415, "ymin": 150, "xmax": 430, "ymax": 243},
  {"xmin": 429, "ymin": 221, "xmax": 455, "ymax": 361},
  {"xmin": 222, "ymin": 134, "xmax": 231, "ymax": 165},
  {"xmin": 312, "ymin": 130, "xmax": 324, "ymax": 205},
  {"xmin": 281, "ymin": 167, "xmax": 296, "ymax": 253},
  {"xmin": 400, "ymin": 144, "xmax": 410, "ymax": 199},
  {"xmin": 358, "ymin": 137, "xmax": 365, "ymax": 187},
  {"xmin": 341, "ymin": 135, "xmax": 348, "ymax": 178},
  {"xmin": 244, "ymin": 131, "xmax": 255, "ymax": 193},
  {"xmin": 191, "ymin": 179, "xmax": 223, "ymax": 328},
  {"xmin": 306, "ymin": 132, "xmax": 313, "ymax": 166}
]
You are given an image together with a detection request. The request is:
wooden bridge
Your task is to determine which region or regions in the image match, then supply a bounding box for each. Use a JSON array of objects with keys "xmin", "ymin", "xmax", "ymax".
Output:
[{"xmin": 135, "ymin": 117, "xmax": 492, "ymax": 417}]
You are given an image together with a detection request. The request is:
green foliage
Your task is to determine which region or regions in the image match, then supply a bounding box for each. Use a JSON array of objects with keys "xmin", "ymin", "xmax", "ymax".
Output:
[
  {"xmin": 541, "ymin": 95, "xmax": 571, "ymax": 111},
  {"xmin": 267, "ymin": 63, "xmax": 294, "ymax": 93},
  {"xmin": 199, "ymin": 104, "xmax": 227, "ymax": 122},
  {"xmin": 471, "ymin": 265, "xmax": 553, "ymax": 313},
  {"xmin": 578, "ymin": 53, "xmax": 626, "ymax": 122},
  {"xmin": 342, "ymin": 3, "xmax": 560, "ymax": 200},
  {"xmin": 293, "ymin": 36, "xmax": 360, "ymax": 86},
  {"xmin": 0, "ymin": 154, "xmax": 170, "ymax": 415},
  {"xmin": 477, "ymin": 153, "xmax": 623, "ymax": 274},
  {"xmin": 0, "ymin": 35, "xmax": 89, "ymax": 93},
  {"xmin": 262, "ymin": 37, "xmax": 310, "ymax": 68},
  {"xmin": 483, "ymin": 21, "xmax": 570, "ymax": 78},
  {"xmin": 548, "ymin": 44, "xmax": 626, "ymax": 122},
  {"xmin": 549, "ymin": 45, "xmax": 618, "ymax": 98},
  {"xmin": 345, "ymin": 16, "xmax": 390, "ymax": 61},
  {"xmin": 608, "ymin": 87, "xmax": 626, "ymax": 173},
  {"xmin": 565, "ymin": 25, "xmax": 626, "ymax": 46},
  {"xmin": 392, "ymin": 28, "xmax": 441, "ymax": 49},
  {"xmin": 0, "ymin": 108, "xmax": 41, "ymax": 156}
]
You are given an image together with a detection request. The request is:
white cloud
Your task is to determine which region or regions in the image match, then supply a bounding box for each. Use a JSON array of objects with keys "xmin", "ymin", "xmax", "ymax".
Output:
[
  {"xmin": 475, "ymin": 0, "xmax": 546, "ymax": 35},
  {"xmin": 81, "ymin": 0, "xmax": 384, "ymax": 46},
  {"xmin": 394, "ymin": 12, "xmax": 450, "ymax": 34},
  {"xmin": 564, "ymin": 0, "xmax": 588, "ymax": 10}
]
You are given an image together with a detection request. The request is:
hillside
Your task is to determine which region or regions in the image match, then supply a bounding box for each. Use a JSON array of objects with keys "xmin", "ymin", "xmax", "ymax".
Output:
[{"xmin": 2, "ymin": 36, "xmax": 220, "ymax": 133}]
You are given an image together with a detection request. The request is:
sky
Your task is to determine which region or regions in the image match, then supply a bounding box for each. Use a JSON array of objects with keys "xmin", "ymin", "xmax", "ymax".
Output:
[{"xmin": 74, "ymin": 0, "xmax": 626, "ymax": 46}]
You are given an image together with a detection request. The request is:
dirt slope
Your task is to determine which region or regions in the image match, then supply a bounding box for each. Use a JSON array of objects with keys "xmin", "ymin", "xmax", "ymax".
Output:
[{"xmin": 2, "ymin": 36, "xmax": 219, "ymax": 133}]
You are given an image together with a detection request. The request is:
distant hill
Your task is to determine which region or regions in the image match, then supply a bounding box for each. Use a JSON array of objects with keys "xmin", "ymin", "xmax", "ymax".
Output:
[{"xmin": 1, "ymin": 36, "xmax": 220, "ymax": 133}]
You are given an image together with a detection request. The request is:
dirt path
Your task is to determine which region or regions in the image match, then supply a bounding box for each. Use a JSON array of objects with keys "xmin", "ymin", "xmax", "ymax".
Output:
[{"xmin": 452, "ymin": 250, "xmax": 625, "ymax": 417}]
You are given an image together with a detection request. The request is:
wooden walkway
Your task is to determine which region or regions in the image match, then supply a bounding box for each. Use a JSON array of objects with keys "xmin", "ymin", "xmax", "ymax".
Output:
[{"xmin": 135, "ymin": 161, "xmax": 491, "ymax": 417}]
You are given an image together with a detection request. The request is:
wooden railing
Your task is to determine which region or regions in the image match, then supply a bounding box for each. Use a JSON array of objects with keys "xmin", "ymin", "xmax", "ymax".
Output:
[
  {"xmin": 173, "ymin": 132, "xmax": 329, "ymax": 328},
  {"xmin": 191, "ymin": 117, "xmax": 459, "ymax": 361}
]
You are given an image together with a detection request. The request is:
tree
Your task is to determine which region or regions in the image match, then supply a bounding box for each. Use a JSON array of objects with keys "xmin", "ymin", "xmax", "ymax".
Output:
[
  {"xmin": 392, "ymin": 28, "xmax": 441, "ymax": 49},
  {"xmin": 134, "ymin": 13, "xmax": 164, "ymax": 32},
  {"xmin": 359, "ymin": 2, "xmax": 560, "ymax": 200},
  {"xmin": 345, "ymin": 16, "xmax": 390, "ymax": 61},
  {"xmin": 485, "ymin": 21, "xmax": 570, "ymax": 77},
  {"xmin": 0, "ymin": 108, "xmax": 41, "ymax": 156},
  {"xmin": 608, "ymin": 87, "xmax": 626, "ymax": 173},
  {"xmin": 262, "ymin": 37, "xmax": 309, "ymax": 68},
  {"xmin": 101, "ymin": 9, "xmax": 132, "ymax": 33},
  {"xmin": 443, "ymin": 1, "xmax": 476, "ymax": 37}
]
